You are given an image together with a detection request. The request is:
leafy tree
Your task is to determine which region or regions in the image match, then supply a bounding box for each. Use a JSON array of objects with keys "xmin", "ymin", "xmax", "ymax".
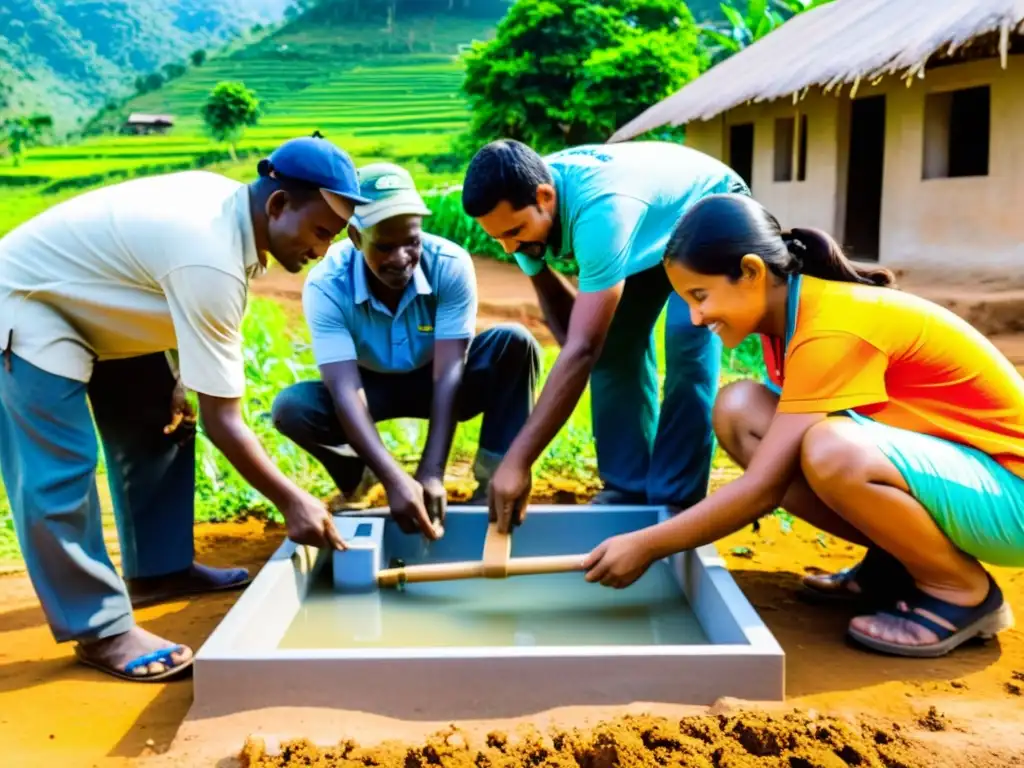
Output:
[
  {"xmin": 2, "ymin": 114, "xmax": 54, "ymax": 166},
  {"xmin": 162, "ymin": 62, "xmax": 187, "ymax": 80},
  {"xmin": 191, "ymin": 49, "xmax": 207, "ymax": 66},
  {"xmin": 134, "ymin": 72, "xmax": 165, "ymax": 95},
  {"xmin": 460, "ymin": 0, "xmax": 705, "ymax": 151},
  {"xmin": 200, "ymin": 81, "xmax": 260, "ymax": 160},
  {"xmin": 700, "ymin": 0, "xmax": 832, "ymax": 65}
]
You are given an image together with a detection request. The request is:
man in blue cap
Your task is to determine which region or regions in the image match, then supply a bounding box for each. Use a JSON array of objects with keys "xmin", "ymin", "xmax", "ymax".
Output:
[
  {"xmin": 272, "ymin": 162, "xmax": 542, "ymax": 538},
  {"xmin": 0, "ymin": 133, "xmax": 367, "ymax": 683}
]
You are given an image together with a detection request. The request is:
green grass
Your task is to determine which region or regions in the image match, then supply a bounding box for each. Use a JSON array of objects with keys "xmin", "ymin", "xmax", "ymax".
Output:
[{"xmin": 0, "ymin": 295, "xmax": 765, "ymax": 561}]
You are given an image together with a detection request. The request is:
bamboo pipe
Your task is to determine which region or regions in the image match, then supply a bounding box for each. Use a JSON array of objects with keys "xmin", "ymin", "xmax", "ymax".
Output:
[{"xmin": 376, "ymin": 553, "xmax": 589, "ymax": 589}]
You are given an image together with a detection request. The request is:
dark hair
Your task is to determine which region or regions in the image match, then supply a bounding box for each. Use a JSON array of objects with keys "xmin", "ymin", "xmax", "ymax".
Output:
[
  {"xmin": 253, "ymin": 158, "xmax": 322, "ymax": 206},
  {"xmin": 664, "ymin": 194, "xmax": 896, "ymax": 288},
  {"xmin": 461, "ymin": 139, "xmax": 553, "ymax": 217}
]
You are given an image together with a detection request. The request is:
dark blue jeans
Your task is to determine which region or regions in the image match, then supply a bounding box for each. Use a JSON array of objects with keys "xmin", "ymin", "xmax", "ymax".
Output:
[
  {"xmin": 590, "ymin": 265, "xmax": 722, "ymax": 508},
  {"xmin": 271, "ymin": 324, "xmax": 541, "ymax": 494}
]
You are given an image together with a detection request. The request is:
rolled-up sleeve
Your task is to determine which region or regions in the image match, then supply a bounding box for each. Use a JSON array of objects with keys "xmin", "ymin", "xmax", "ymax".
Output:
[
  {"xmin": 303, "ymin": 282, "xmax": 356, "ymax": 366},
  {"xmin": 160, "ymin": 266, "xmax": 247, "ymax": 398},
  {"xmin": 435, "ymin": 253, "xmax": 477, "ymax": 340}
]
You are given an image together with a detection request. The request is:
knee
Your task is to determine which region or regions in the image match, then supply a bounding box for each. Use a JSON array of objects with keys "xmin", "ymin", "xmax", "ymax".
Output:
[
  {"xmin": 712, "ymin": 380, "xmax": 766, "ymax": 450},
  {"xmin": 271, "ymin": 384, "xmax": 313, "ymax": 439},
  {"xmin": 800, "ymin": 420, "xmax": 871, "ymax": 496},
  {"xmin": 492, "ymin": 323, "xmax": 542, "ymax": 375}
]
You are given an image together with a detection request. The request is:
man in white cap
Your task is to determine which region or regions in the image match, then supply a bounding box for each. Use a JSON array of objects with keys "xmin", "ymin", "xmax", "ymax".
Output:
[{"xmin": 272, "ymin": 162, "xmax": 542, "ymax": 538}]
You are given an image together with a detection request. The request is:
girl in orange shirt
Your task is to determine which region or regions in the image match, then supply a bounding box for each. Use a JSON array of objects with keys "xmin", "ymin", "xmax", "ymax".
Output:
[{"xmin": 583, "ymin": 193, "xmax": 1024, "ymax": 658}]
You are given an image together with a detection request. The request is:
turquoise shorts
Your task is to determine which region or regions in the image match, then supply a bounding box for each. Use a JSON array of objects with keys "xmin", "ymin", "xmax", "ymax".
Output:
[{"xmin": 846, "ymin": 411, "xmax": 1024, "ymax": 567}]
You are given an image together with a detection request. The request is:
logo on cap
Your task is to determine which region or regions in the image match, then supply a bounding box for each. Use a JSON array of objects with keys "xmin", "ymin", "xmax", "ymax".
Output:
[{"xmin": 375, "ymin": 174, "xmax": 406, "ymax": 191}]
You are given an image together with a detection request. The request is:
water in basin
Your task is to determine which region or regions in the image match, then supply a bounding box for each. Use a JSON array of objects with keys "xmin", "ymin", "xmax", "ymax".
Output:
[{"xmin": 278, "ymin": 559, "xmax": 709, "ymax": 649}]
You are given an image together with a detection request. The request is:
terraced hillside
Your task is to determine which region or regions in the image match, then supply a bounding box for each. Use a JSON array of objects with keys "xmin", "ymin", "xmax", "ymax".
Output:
[
  {"xmin": 12, "ymin": 59, "xmax": 469, "ymax": 179},
  {"xmin": 0, "ymin": 16, "xmax": 498, "ymax": 236}
]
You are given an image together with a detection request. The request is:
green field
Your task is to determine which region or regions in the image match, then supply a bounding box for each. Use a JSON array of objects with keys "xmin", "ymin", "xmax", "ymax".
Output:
[
  {"xmin": 0, "ymin": 57, "xmax": 470, "ymax": 237},
  {"xmin": 0, "ymin": 15, "xmax": 498, "ymax": 237}
]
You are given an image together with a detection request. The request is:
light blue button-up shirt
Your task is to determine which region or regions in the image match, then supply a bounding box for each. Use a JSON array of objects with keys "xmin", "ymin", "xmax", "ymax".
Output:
[{"xmin": 303, "ymin": 232, "xmax": 477, "ymax": 373}]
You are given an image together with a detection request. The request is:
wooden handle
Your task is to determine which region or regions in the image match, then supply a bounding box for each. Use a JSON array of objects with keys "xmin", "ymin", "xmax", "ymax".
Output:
[
  {"xmin": 481, "ymin": 522, "xmax": 511, "ymax": 578},
  {"xmin": 377, "ymin": 553, "xmax": 588, "ymax": 589}
]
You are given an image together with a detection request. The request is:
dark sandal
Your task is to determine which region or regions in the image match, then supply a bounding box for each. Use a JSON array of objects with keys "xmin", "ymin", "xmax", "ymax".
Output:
[
  {"xmin": 75, "ymin": 644, "xmax": 195, "ymax": 682},
  {"xmin": 800, "ymin": 547, "xmax": 914, "ymax": 607},
  {"xmin": 129, "ymin": 566, "xmax": 251, "ymax": 608},
  {"xmin": 847, "ymin": 572, "xmax": 1015, "ymax": 658}
]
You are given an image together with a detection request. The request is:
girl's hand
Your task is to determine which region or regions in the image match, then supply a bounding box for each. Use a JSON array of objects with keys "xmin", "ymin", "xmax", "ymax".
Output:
[{"xmin": 582, "ymin": 532, "xmax": 656, "ymax": 589}]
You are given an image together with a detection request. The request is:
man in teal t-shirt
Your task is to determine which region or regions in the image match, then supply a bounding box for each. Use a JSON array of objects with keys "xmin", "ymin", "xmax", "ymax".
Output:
[{"xmin": 461, "ymin": 140, "xmax": 750, "ymax": 531}]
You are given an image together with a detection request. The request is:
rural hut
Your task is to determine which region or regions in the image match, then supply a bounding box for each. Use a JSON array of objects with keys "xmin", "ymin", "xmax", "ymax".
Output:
[
  {"xmin": 122, "ymin": 113, "xmax": 175, "ymax": 135},
  {"xmin": 611, "ymin": 0, "xmax": 1024, "ymax": 272}
]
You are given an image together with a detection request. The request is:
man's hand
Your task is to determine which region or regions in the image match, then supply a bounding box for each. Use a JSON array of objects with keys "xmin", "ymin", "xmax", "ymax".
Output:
[
  {"xmin": 164, "ymin": 378, "xmax": 197, "ymax": 436},
  {"xmin": 281, "ymin": 489, "xmax": 348, "ymax": 551},
  {"xmin": 416, "ymin": 473, "xmax": 448, "ymax": 535},
  {"xmin": 487, "ymin": 457, "xmax": 532, "ymax": 534},
  {"xmin": 385, "ymin": 472, "xmax": 442, "ymax": 541},
  {"xmin": 582, "ymin": 531, "xmax": 655, "ymax": 589}
]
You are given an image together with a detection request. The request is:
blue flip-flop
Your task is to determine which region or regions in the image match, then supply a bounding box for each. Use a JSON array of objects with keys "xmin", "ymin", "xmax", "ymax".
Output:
[
  {"xmin": 847, "ymin": 571, "xmax": 1015, "ymax": 658},
  {"xmin": 75, "ymin": 644, "xmax": 194, "ymax": 682}
]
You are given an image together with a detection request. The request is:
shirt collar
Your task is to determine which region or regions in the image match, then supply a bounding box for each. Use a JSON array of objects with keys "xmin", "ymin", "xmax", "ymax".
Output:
[
  {"xmin": 352, "ymin": 251, "xmax": 433, "ymax": 311},
  {"xmin": 236, "ymin": 186, "xmax": 263, "ymax": 280},
  {"xmin": 353, "ymin": 252, "xmax": 372, "ymax": 304}
]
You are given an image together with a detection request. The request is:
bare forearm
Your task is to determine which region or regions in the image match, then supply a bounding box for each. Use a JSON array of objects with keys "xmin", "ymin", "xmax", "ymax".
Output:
[
  {"xmin": 642, "ymin": 476, "xmax": 783, "ymax": 559},
  {"xmin": 418, "ymin": 362, "xmax": 464, "ymax": 479},
  {"xmin": 505, "ymin": 342, "xmax": 596, "ymax": 467},
  {"xmin": 531, "ymin": 268, "xmax": 575, "ymax": 346},
  {"xmin": 202, "ymin": 410, "xmax": 297, "ymax": 508}
]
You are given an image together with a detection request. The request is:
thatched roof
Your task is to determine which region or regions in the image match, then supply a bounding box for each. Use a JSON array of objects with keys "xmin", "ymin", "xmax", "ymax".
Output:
[{"xmin": 609, "ymin": 0, "xmax": 1024, "ymax": 143}]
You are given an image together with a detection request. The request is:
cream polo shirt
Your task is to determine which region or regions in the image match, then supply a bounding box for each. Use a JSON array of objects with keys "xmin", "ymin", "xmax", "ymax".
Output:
[{"xmin": 0, "ymin": 170, "xmax": 263, "ymax": 398}]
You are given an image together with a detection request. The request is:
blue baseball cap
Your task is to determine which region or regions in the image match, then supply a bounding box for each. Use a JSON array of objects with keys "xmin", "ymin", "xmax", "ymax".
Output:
[{"xmin": 260, "ymin": 135, "xmax": 370, "ymax": 217}]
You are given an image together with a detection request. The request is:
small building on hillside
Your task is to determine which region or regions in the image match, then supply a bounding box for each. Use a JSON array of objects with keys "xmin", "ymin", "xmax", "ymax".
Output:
[
  {"xmin": 610, "ymin": 0, "xmax": 1024, "ymax": 272},
  {"xmin": 122, "ymin": 113, "xmax": 175, "ymax": 135}
]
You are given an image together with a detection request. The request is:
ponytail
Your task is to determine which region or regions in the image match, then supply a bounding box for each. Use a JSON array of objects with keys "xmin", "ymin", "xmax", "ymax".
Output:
[
  {"xmin": 783, "ymin": 227, "xmax": 896, "ymax": 288},
  {"xmin": 664, "ymin": 193, "xmax": 898, "ymax": 289}
]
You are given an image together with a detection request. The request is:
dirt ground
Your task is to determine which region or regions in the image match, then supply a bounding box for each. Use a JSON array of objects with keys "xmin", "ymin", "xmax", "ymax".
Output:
[{"xmin": 2, "ymin": 256, "xmax": 1023, "ymax": 767}]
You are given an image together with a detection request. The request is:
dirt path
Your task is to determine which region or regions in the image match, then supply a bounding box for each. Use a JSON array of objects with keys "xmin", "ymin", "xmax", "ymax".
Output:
[
  {"xmin": 250, "ymin": 255, "xmax": 558, "ymax": 345},
  {"xmin": 3, "ymin": 256, "xmax": 1024, "ymax": 766}
]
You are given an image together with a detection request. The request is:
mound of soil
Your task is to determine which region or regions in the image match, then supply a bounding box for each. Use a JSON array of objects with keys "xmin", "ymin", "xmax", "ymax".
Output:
[{"xmin": 239, "ymin": 712, "xmax": 930, "ymax": 768}]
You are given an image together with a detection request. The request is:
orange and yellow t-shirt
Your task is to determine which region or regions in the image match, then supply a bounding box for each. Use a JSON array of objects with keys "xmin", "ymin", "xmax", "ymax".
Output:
[{"xmin": 773, "ymin": 275, "xmax": 1024, "ymax": 479}]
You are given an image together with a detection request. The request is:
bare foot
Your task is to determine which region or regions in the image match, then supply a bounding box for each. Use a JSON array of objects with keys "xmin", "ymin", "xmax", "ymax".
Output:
[
  {"xmin": 849, "ymin": 581, "xmax": 990, "ymax": 648},
  {"xmin": 849, "ymin": 602, "xmax": 946, "ymax": 646},
  {"xmin": 76, "ymin": 626, "xmax": 193, "ymax": 680},
  {"xmin": 127, "ymin": 562, "xmax": 250, "ymax": 606}
]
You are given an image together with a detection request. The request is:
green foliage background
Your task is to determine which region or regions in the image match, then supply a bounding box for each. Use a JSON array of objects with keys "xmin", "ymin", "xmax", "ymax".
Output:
[{"xmin": 460, "ymin": 0, "xmax": 705, "ymax": 151}]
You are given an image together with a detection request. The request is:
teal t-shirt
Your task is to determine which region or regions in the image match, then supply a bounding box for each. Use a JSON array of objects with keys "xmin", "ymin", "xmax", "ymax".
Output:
[{"xmin": 514, "ymin": 142, "xmax": 749, "ymax": 293}]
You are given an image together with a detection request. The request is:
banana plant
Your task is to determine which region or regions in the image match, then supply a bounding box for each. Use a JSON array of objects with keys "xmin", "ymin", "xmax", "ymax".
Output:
[{"xmin": 700, "ymin": 0, "xmax": 832, "ymax": 66}]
